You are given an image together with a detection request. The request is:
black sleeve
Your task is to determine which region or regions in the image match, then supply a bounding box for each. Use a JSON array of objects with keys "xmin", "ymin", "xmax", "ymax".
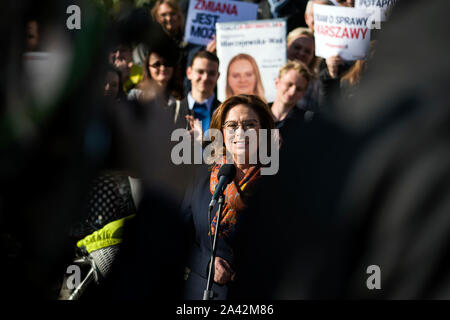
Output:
[
  {"xmin": 319, "ymin": 64, "xmax": 342, "ymax": 112},
  {"xmin": 179, "ymin": 170, "xmax": 196, "ymax": 245}
]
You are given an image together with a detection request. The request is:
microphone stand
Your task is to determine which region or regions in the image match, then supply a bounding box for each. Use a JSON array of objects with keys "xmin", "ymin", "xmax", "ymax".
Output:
[
  {"xmin": 203, "ymin": 194, "xmax": 225, "ymax": 300},
  {"xmin": 68, "ymin": 255, "xmax": 99, "ymax": 300}
]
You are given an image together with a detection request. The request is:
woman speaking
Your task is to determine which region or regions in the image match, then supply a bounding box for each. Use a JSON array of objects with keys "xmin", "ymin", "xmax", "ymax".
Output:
[{"xmin": 181, "ymin": 94, "xmax": 275, "ymax": 300}]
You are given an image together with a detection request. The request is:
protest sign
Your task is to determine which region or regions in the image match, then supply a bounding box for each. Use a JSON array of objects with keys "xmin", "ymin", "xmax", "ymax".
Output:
[
  {"xmin": 216, "ymin": 19, "xmax": 287, "ymax": 103},
  {"xmin": 184, "ymin": 0, "xmax": 258, "ymax": 46},
  {"xmin": 355, "ymin": 0, "xmax": 398, "ymax": 22},
  {"xmin": 314, "ymin": 4, "xmax": 371, "ymax": 60}
]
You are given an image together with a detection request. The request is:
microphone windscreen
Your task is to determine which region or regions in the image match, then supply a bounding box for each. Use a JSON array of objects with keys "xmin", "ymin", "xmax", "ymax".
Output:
[
  {"xmin": 218, "ymin": 164, "xmax": 237, "ymax": 181},
  {"xmin": 90, "ymin": 245, "xmax": 120, "ymax": 278}
]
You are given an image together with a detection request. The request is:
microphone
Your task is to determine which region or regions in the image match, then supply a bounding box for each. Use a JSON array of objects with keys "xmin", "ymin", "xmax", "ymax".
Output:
[
  {"xmin": 204, "ymin": 164, "xmax": 236, "ymax": 300},
  {"xmin": 209, "ymin": 164, "xmax": 236, "ymax": 208},
  {"xmin": 61, "ymin": 214, "xmax": 135, "ymax": 300},
  {"xmin": 68, "ymin": 244, "xmax": 120, "ymax": 300}
]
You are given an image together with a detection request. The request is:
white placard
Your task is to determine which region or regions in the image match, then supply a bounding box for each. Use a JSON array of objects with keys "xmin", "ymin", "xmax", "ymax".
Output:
[
  {"xmin": 216, "ymin": 19, "xmax": 287, "ymax": 103},
  {"xmin": 355, "ymin": 0, "xmax": 398, "ymax": 22},
  {"xmin": 314, "ymin": 4, "xmax": 371, "ymax": 60},
  {"xmin": 184, "ymin": 0, "xmax": 258, "ymax": 46}
]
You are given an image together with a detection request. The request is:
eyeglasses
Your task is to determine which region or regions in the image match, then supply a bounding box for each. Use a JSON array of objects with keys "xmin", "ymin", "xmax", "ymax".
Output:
[
  {"xmin": 149, "ymin": 61, "xmax": 174, "ymax": 68},
  {"xmin": 223, "ymin": 120, "xmax": 260, "ymax": 133}
]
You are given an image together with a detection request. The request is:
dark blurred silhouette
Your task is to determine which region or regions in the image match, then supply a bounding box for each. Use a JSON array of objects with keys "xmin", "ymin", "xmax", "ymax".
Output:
[
  {"xmin": 1, "ymin": 0, "xmax": 449, "ymax": 301},
  {"xmin": 230, "ymin": 0, "xmax": 450, "ymax": 299},
  {"xmin": 0, "ymin": 0, "xmax": 192, "ymax": 299}
]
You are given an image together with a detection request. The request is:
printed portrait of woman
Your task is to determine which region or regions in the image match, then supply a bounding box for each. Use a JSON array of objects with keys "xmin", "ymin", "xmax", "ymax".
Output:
[{"xmin": 225, "ymin": 53, "xmax": 266, "ymax": 101}]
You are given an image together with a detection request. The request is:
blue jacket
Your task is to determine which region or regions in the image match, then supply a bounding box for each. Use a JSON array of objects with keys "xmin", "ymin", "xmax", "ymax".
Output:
[{"xmin": 180, "ymin": 164, "xmax": 235, "ymax": 300}]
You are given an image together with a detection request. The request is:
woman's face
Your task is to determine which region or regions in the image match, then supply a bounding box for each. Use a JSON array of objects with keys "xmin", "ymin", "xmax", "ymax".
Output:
[
  {"xmin": 157, "ymin": 3, "xmax": 181, "ymax": 36},
  {"xmin": 148, "ymin": 52, "xmax": 174, "ymax": 89},
  {"xmin": 227, "ymin": 59, "xmax": 257, "ymax": 95},
  {"xmin": 104, "ymin": 71, "xmax": 120, "ymax": 98},
  {"xmin": 223, "ymin": 104, "xmax": 261, "ymax": 167},
  {"xmin": 287, "ymin": 36, "xmax": 315, "ymax": 66}
]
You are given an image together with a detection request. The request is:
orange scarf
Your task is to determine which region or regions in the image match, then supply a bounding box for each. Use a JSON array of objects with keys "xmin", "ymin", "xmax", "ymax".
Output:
[{"xmin": 209, "ymin": 164, "xmax": 261, "ymax": 238}]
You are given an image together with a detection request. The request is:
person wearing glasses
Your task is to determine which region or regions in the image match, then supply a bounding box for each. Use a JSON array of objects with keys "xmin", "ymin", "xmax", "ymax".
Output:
[
  {"xmin": 151, "ymin": 0, "xmax": 217, "ymax": 95},
  {"xmin": 181, "ymin": 94, "xmax": 276, "ymax": 299},
  {"xmin": 128, "ymin": 47, "xmax": 183, "ymax": 111}
]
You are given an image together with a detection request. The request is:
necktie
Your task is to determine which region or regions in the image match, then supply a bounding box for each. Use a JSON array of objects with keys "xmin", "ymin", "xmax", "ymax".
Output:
[{"xmin": 193, "ymin": 102, "xmax": 210, "ymax": 135}]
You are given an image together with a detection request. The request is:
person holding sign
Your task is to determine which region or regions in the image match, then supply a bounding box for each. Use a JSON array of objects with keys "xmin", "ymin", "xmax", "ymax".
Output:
[
  {"xmin": 225, "ymin": 54, "xmax": 266, "ymax": 102},
  {"xmin": 151, "ymin": 0, "xmax": 210, "ymax": 88},
  {"xmin": 319, "ymin": 40, "xmax": 375, "ymax": 110},
  {"xmin": 287, "ymin": 28, "xmax": 321, "ymax": 113},
  {"xmin": 151, "ymin": 0, "xmax": 185, "ymax": 43},
  {"xmin": 304, "ymin": 0, "xmax": 333, "ymax": 32},
  {"xmin": 287, "ymin": 28, "xmax": 318, "ymax": 71}
]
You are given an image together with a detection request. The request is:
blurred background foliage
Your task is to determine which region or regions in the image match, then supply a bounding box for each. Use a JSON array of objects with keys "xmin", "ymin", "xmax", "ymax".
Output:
[{"xmin": 93, "ymin": 0, "xmax": 173, "ymax": 16}]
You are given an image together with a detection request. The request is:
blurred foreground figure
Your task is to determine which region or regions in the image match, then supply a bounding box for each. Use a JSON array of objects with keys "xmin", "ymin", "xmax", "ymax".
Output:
[
  {"xmin": 231, "ymin": 0, "xmax": 450, "ymax": 299},
  {"xmin": 333, "ymin": 0, "xmax": 450, "ymax": 299},
  {"xmin": 2, "ymin": 0, "xmax": 449, "ymax": 300},
  {"xmin": 0, "ymin": 1, "xmax": 192, "ymax": 299}
]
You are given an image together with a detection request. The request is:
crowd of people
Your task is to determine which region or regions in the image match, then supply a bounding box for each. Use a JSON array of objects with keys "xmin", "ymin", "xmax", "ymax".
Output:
[
  {"xmin": 16, "ymin": 0, "xmax": 450, "ymax": 302},
  {"xmin": 103, "ymin": 0, "xmax": 365, "ymax": 141},
  {"xmin": 94, "ymin": 0, "xmax": 376, "ymax": 300}
]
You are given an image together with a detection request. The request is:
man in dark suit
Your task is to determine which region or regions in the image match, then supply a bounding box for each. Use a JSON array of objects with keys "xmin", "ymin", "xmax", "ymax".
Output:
[{"xmin": 173, "ymin": 51, "xmax": 221, "ymax": 136}]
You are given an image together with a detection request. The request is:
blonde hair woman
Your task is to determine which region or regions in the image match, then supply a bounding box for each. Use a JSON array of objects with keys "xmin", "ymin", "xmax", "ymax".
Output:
[
  {"xmin": 151, "ymin": 0, "xmax": 185, "ymax": 41},
  {"xmin": 286, "ymin": 27, "xmax": 321, "ymax": 113},
  {"xmin": 225, "ymin": 53, "xmax": 266, "ymax": 102},
  {"xmin": 287, "ymin": 27, "xmax": 321, "ymax": 76}
]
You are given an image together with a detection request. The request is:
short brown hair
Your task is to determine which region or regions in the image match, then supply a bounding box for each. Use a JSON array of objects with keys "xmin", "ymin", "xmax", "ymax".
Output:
[
  {"xmin": 208, "ymin": 94, "xmax": 275, "ymax": 165},
  {"xmin": 190, "ymin": 50, "xmax": 220, "ymax": 67},
  {"xmin": 141, "ymin": 48, "xmax": 184, "ymax": 100}
]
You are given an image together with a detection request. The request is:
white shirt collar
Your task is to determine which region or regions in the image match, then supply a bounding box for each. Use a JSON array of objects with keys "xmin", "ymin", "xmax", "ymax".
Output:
[{"xmin": 187, "ymin": 92, "xmax": 215, "ymax": 111}]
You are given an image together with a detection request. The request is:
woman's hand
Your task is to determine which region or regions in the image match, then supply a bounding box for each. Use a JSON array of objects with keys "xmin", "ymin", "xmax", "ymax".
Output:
[
  {"xmin": 206, "ymin": 35, "xmax": 217, "ymax": 54},
  {"xmin": 186, "ymin": 115, "xmax": 203, "ymax": 144},
  {"xmin": 325, "ymin": 55, "xmax": 345, "ymax": 79},
  {"xmin": 113, "ymin": 59, "xmax": 132, "ymax": 80},
  {"xmin": 214, "ymin": 257, "xmax": 236, "ymax": 285}
]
